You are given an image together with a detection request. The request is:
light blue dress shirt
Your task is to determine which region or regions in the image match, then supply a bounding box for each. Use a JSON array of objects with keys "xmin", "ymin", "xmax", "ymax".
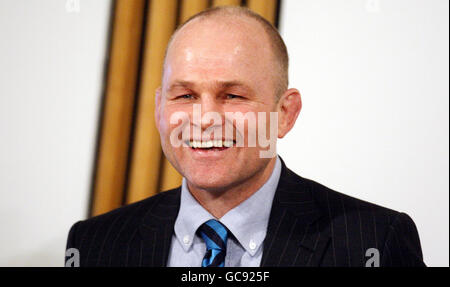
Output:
[{"xmin": 167, "ymin": 156, "xmax": 282, "ymax": 267}]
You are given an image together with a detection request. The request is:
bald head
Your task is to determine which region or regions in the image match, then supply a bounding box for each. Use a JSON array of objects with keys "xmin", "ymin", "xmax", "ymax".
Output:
[{"xmin": 162, "ymin": 6, "xmax": 289, "ymax": 99}]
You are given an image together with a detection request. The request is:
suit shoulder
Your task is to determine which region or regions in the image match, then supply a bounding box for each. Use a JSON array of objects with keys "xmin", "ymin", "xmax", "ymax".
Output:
[
  {"xmin": 292, "ymin": 175, "xmax": 424, "ymax": 266},
  {"xmin": 69, "ymin": 188, "xmax": 180, "ymax": 241},
  {"xmin": 299, "ymin": 176, "xmax": 401, "ymax": 224}
]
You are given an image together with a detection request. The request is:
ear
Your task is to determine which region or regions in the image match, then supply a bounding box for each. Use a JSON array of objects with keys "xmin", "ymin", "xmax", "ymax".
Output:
[
  {"xmin": 277, "ymin": 88, "xmax": 302, "ymax": 138},
  {"xmin": 155, "ymin": 87, "xmax": 162, "ymax": 132}
]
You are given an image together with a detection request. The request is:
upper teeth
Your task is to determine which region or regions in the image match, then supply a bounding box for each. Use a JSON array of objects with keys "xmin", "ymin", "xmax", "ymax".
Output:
[{"xmin": 188, "ymin": 140, "xmax": 233, "ymax": 148}]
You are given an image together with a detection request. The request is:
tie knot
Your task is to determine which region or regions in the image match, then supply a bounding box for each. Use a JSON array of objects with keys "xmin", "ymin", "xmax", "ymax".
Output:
[{"xmin": 198, "ymin": 219, "xmax": 228, "ymax": 251}]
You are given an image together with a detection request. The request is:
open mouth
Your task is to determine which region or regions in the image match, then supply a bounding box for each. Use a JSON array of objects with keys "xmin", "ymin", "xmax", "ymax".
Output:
[{"xmin": 185, "ymin": 139, "xmax": 236, "ymax": 151}]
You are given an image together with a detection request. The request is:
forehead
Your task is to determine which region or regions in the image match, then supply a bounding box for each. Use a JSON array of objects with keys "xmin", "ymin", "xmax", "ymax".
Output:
[{"xmin": 163, "ymin": 16, "xmax": 275, "ymax": 89}]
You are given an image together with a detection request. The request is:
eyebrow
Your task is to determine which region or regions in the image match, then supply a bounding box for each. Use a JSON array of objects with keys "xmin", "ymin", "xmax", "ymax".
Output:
[{"xmin": 167, "ymin": 80, "xmax": 253, "ymax": 93}]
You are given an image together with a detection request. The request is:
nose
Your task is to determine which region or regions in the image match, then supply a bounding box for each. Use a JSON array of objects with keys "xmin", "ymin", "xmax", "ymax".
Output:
[{"xmin": 199, "ymin": 94, "xmax": 224, "ymax": 130}]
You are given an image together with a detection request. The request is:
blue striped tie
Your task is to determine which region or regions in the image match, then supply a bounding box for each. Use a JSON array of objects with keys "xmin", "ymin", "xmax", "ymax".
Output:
[{"xmin": 198, "ymin": 219, "xmax": 228, "ymax": 267}]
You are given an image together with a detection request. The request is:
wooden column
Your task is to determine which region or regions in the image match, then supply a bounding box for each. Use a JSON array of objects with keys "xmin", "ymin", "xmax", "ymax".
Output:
[
  {"xmin": 126, "ymin": 0, "xmax": 179, "ymax": 204},
  {"xmin": 91, "ymin": 0, "xmax": 146, "ymax": 216},
  {"xmin": 247, "ymin": 0, "xmax": 278, "ymax": 24},
  {"xmin": 213, "ymin": 0, "xmax": 241, "ymax": 7},
  {"xmin": 179, "ymin": 0, "xmax": 209, "ymax": 24}
]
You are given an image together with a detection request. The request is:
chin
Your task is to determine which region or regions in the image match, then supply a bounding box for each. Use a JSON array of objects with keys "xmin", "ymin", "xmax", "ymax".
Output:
[{"xmin": 186, "ymin": 171, "xmax": 236, "ymax": 192}]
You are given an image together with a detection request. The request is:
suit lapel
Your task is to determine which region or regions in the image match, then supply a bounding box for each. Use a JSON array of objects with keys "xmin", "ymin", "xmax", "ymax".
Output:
[
  {"xmin": 261, "ymin": 160, "xmax": 330, "ymax": 266},
  {"xmin": 133, "ymin": 159, "xmax": 330, "ymax": 267},
  {"xmin": 138, "ymin": 189, "xmax": 181, "ymax": 267}
]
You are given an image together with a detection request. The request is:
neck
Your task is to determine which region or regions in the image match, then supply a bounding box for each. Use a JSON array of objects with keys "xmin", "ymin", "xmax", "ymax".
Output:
[{"xmin": 187, "ymin": 157, "xmax": 277, "ymax": 218}]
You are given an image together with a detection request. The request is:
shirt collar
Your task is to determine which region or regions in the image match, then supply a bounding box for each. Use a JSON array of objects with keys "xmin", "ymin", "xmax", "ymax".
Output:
[
  {"xmin": 173, "ymin": 178, "xmax": 214, "ymax": 251},
  {"xmin": 173, "ymin": 156, "xmax": 282, "ymax": 256}
]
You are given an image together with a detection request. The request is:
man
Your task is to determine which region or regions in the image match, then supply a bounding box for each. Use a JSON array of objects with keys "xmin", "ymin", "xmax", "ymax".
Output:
[{"xmin": 66, "ymin": 7, "xmax": 425, "ymax": 267}]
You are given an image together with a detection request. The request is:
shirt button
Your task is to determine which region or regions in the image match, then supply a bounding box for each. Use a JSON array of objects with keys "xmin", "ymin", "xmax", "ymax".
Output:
[
  {"xmin": 249, "ymin": 240, "xmax": 257, "ymax": 250},
  {"xmin": 183, "ymin": 235, "xmax": 190, "ymax": 245}
]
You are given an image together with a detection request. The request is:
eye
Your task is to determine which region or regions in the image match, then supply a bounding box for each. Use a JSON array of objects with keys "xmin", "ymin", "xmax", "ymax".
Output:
[
  {"xmin": 178, "ymin": 94, "xmax": 193, "ymax": 99},
  {"xmin": 226, "ymin": 94, "xmax": 242, "ymax": 99}
]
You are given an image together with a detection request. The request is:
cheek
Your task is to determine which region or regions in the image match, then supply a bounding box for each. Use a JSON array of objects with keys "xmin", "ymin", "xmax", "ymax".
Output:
[
  {"xmin": 158, "ymin": 113, "xmax": 171, "ymax": 138},
  {"xmin": 223, "ymin": 105, "xmax": 274, "ymax": 146},
  {"xmin": 160, "ymin": 105, "xmax": 193, "ymax": 149},
  {"xmin": 161, "ymin": 105, "xmax": 189, "ymax": 132}
]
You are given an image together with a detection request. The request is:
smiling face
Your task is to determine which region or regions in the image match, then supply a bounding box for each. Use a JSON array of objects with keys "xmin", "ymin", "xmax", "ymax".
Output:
[{"xmin": 156, "ymin": 16, "xmax": 292, "ymax": 194}]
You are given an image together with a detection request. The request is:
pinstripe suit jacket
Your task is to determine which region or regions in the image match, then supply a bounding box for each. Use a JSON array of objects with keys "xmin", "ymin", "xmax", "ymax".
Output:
[{"xmin": 66, "ymin": 160, "xmax": 425, "ymax": 267}]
